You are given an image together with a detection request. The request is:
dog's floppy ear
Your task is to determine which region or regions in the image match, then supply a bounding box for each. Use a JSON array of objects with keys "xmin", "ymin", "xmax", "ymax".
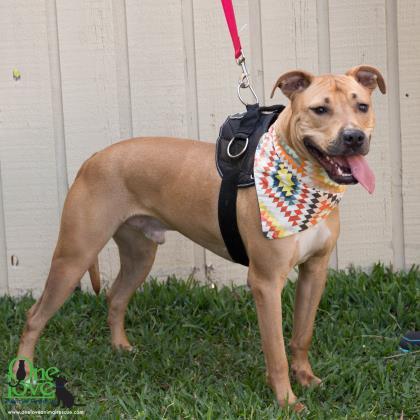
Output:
[
  {"xmin": 346, "ymin": 65, "xmax": 386, "ymax": 94},
  {"xmin": 270, "ymin": 70, "xmax": 314, "ymax": 99}
]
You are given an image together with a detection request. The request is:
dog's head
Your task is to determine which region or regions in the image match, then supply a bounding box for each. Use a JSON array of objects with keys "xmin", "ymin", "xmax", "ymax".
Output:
[{"xmin": 271, "ymin": 65, "xmax": 386, "ymax": 193}]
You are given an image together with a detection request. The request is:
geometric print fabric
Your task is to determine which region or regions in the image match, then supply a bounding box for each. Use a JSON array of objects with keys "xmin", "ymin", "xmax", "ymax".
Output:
[{"xmin": 254, "ymin": 126, "xmax": 346, "ymax": 239}]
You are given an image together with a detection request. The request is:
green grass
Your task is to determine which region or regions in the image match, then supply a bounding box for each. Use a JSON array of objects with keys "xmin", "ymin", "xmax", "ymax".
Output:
[{"xmin": 0, "ymin": 264, "xmax": 419, "ymax": 419}]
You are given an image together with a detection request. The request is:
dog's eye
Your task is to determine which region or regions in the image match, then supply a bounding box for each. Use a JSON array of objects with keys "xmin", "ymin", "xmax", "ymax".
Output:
[
  {"xmin": 358, "ymin": 103, "xmax": 369, "ymax": 113},
  {"xmin": 311, "ymin": 106, "xmax": 329, "ymax": 115}
]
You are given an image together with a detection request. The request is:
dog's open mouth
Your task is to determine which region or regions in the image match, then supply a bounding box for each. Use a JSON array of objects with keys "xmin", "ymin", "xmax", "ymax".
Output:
[{"xmin": 304, "ymin": 139, "xmax": 375, "ymax": 193}]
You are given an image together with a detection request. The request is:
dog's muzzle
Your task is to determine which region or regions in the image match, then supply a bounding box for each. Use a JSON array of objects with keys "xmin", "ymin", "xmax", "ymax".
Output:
[
  {"xmin": 328, "ymin": 129, "xmax": 369, "ymax": 156},
  {"xmin": 341, "ymin": 128, "xmax": 367, "ymax": 151}
]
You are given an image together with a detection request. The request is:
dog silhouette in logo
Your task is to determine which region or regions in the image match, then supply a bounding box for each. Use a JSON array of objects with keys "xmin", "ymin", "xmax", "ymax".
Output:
[
  {"xmin": 54, "ymin": 376, "xmax": 82, "ymax": 408},
  {"xmin": 9, "ymin": 359, "xmax": 27, "ymax": 387}
]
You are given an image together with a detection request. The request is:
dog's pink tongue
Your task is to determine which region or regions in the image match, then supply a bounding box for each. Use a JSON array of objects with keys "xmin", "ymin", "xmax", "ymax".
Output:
[{"xmin": 346, "ymin": 155, "xmax": 375, "ymax": 194}]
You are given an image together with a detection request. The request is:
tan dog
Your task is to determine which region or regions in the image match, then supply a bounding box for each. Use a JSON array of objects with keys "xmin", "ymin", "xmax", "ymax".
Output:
[{"xmin": 16, "ymin": 65, "xmax": 385, "ymax": 411}]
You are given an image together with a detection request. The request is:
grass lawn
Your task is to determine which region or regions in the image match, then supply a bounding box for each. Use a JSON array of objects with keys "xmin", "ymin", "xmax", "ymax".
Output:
[{"xmin": 0, "ymin": 264, "xmax": 418, "ymax": 419}]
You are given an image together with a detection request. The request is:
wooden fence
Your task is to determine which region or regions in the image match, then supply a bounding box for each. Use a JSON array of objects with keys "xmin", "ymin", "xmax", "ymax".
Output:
[{"xmin": 0, "ymin": 0, "xmax": 419, "ymax": 295}]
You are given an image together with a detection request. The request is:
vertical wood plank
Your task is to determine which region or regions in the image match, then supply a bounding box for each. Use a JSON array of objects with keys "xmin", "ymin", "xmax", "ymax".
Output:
[
  {"xmin": 0, "ymin": 162, "xmax": 9, "ymax": 294},
  {"xmin": 126, "ymin": 0, "xmax": 195, "ymax": 280},
  {"xmin": 56, "ymin": 0, "xmax": 121, "ymax": 289},
  {"xmin": 126, "ymin": 0, "xmax": 187, "ymax": 137},
  {"xmin": 112, "ymin": 0, "xmax": 133, "ymax": 140},
  {"xmin": 316, "ymin": 0, "xmax": 338, "ymax": 269},
  {"xmin": 0, "ymin": 0, "xmax": 60, "ymax": 295},
  {"xmin": 328, "ymin": 0, "xmax": 393, "ymax": 268},
  {"xmin": 193, "ymin": 0, "xmax": 251, "ymax": 143},
  {"xmin": 193, "ymin": 0, "xmax": 250, "ymax": 284},
  {"xmin": 397, "ymin": 0, "xmax": 420, "ymax": 267},
  {"xmin": 181, "ymin": 0, "xmax": 207, "ymax": 281},
  {"xmin": 386, "ymin": 0, "xmax": 405, "ymax": 270},
  {"xmin": 99, "ymin": 0, "xmax": 135, "ymax": 288},
  {"xmin": 46, "ymin": 0, "xmax": 69, "ymax": 217},
  {"xmin": 261, "ymin": 0, "xmax": 319, "ymax": 105},
  {"xmin": 316, "ymin": 0, "xmax": 331, "ymax": 74},
  {"xmin": 248, "ymin": 0, "xmax": 265, "ymax": 103},
  {"xmin": 56, "ymin": 0, "xmax": 121, "ymax": 182}
]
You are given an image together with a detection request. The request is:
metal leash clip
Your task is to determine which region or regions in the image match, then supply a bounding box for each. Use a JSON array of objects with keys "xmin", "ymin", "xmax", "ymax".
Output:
[{"xmin": 236, "ymin": 54, "xmax": 259, "ymax": 106}]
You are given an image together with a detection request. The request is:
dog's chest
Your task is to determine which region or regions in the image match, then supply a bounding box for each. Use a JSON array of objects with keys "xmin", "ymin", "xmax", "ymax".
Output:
[{"xmin": 294, "ymin": 220, "xmax": 331, "ymax": 265}]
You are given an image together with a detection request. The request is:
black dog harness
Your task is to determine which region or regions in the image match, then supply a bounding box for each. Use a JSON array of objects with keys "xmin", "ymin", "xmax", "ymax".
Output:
[{"xmin": 216, "ymin": 103, "xmax": 284, "ymax": 266}]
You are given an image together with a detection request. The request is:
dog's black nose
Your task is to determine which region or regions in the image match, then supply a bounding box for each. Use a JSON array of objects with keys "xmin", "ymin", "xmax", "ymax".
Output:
[{"xmin": 342, "ymin": 129, "xmax": 366, "ymax": 149}]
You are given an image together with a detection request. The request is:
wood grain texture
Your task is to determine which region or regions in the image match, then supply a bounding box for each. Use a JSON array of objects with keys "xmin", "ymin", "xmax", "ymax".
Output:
[
  {"xmin": 0, "ymin": 1, "xmax": 418, "ymax": 295},
  {"xmin": 0, "ymin": 0, "xmax": 60, "ymax": 295},
  {"xmin": 261, "ymin": 0, "xmax": 319, "ymax": 105},
  {"xmin": 193, "ymin": 0, "xmax": 251, "ymax": 142},
  {"xmin": 56, "ymin": 0, "xmax": 121, "ymax": 289},
  {"xmin": 328, "ymin": 0, "xmax": 393, "ymax": 268},
  {"xmin": 56, "ymin": 0, "xmax": 120, "ymax": 182},
  {"xmin": 385, "ymin": 0, "xmax": 405, "ymax": 270},
  {"xmin": 193, "ymin": 0, "xmax": 250, "ymax": 284},
  {"xmin": 248, "ymin": 0, "xmax": 265, "ymax": 103},
  {"xmin": 316, "ymin": 0, "xmax": 331, "ymax": 74},
  {"xmin": 126, "ymin": 0, "xmax": 187, "ymax": 137},
  {"xmin": 46, "ymin": 0, "xmax": 69, "ymax": 217},
  {"xmin": 126, "ymin": 0, "xmax": 195, "ymax": 280},
  {"xmin": 181, "ymin": 0, "xmax": 207, "ymax": 281},
  {"xmin": 0, "ymin": 162, "xmax": 9, "ymax": 294},
  {"xmin": 111, "ymin": 0, "xmax": 133, "ymax": 140},
  {"xmin": 397, "ymin": 0, "xmax": 420, "ymax": 267}
]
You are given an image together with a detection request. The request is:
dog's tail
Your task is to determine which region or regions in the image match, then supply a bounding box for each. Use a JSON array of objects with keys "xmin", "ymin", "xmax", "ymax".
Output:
[{"xmin": 88, "ymin": 257, "xmax": 100, "ymax": 295}]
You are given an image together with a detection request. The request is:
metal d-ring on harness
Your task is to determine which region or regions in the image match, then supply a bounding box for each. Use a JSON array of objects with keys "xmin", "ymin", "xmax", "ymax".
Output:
[{"xmin": 227, "ymin": 136, "xmax": 248, "ymax": 159}]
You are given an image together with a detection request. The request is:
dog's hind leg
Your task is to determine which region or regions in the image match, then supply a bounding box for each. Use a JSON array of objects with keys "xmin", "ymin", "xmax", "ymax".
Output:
[
  {"xmin": 16, "ymin": 177, "xmax": 123, "ymax": 366},
  {"xmin": 107, "ymin": 223, "xmax": 157, "ymax": 350}
]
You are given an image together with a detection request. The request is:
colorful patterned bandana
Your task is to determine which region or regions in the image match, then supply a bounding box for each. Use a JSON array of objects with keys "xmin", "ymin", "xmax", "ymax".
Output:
[{"xmin": 254, "ymin": 126, "xmax": 346, "ymax": 239}]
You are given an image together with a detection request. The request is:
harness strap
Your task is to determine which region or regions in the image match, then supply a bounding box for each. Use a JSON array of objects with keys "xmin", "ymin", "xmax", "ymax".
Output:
[
  {"xmin": 217, "ymin": 104, "xmax": 285, "ymax": 266},
  {"xmin": 235, "ymin": 103, "xmax": 259, "ymax": 138},
  {"xmin": 218, "ymin": 104, "xmax": 260, "ymax": 267},
  {"xmin": 218, "ymin": 168, "xmax": 249, "ymax": 266},
  {"xmin": 221, "ymin": 0, "xmax": 242, "ymax": 60}
]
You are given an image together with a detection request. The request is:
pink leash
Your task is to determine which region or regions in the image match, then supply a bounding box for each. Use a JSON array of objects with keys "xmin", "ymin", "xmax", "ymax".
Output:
[
  {"xmin": 221, "ymin": 0, "xmax": 243, "ymax": 60},
  {"xmin": 220, "ymin": 0, "xmax": 258, "ymax": 105}
]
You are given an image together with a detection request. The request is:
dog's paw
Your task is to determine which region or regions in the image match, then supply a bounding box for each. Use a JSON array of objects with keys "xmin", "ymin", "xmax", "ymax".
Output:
[
  {"xmin": 112, "ymin": 341, "xmax": 134, "ymax": 352},
  {"xmin": 293, "ymin": 369, "xmax": 322, "ymax": 387},
  {"xmin": 277, "ymin": 396, "xmax": 307, "ymax": 413},
  {"xmin": 293, "ymin": 401, "xmax": 307, "ymax": 413}
]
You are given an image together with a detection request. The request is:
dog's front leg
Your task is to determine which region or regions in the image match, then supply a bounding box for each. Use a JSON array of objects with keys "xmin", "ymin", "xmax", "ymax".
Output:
[
  {"xmin": 290, "ymin": 255, "xmax": 329, "ymax": 387},
  {"xmin": 248, "ymin": 266, "xmax": 304, "ymax": 411}
]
